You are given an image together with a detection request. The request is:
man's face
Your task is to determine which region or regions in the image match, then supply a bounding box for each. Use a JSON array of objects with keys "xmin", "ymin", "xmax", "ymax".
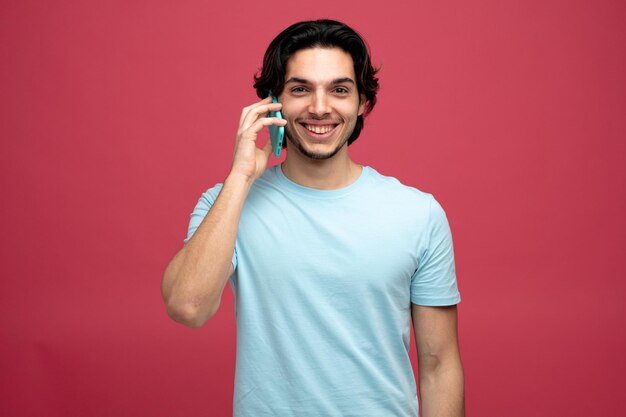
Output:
[{"xmin": 279, "ymin": 47, "xmax": 365, "ymax": 160}]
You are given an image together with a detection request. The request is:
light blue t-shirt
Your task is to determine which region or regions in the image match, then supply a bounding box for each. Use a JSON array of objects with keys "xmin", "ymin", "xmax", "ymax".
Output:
[{"xmin": 185, "ymin": 165, "xmax": 460, "ymax": 417}]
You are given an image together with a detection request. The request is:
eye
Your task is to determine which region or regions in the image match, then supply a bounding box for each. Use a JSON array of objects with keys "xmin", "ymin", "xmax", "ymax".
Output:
[
  {"xmin": 334, "ymin": 87, "xmax": 349, "ymax": 94},
  {"xmin": 290, "ymin": 86, "xmax": 308, "ymax": 94}
]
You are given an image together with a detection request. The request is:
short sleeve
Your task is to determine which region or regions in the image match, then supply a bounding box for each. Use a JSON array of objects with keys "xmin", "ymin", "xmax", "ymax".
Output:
[
  {"xmin": 410, "ymin": 196, "xmax": 461, "ymax": 306},
  {"xmin": 183, "ymin": 184, "xmax": 238, "ymax": 270}
]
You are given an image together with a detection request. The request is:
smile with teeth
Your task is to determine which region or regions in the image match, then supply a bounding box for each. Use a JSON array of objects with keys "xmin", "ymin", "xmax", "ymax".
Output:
[{"xmin": 303, "ymin": 124, "xmax": 337, "ymax": 134}]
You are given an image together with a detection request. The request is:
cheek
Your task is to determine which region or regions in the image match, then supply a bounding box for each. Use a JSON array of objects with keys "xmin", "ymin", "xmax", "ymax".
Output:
[
  {"xmin": 341, "ymin": 98, "xmax": 362, "ymax": 114},
  {"xmin": 339, "ymin": 104, "xmax": 361, "ymax": 122},
  {"xmin": 280, "ymin": 106, "xmax": 296, "ymax": 123},
  {"xmin": 280, "ymin": 99, "xmax": 311, "ymax": 121}
]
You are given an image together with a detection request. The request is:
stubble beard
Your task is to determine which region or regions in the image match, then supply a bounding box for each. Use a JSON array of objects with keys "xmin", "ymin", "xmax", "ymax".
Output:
[{"xmin": 284, "ymin": 123, "xmax": 351, "ymax": 160}]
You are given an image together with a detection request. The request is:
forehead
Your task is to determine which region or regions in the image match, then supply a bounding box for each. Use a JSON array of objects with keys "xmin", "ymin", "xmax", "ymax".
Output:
[{"xmin": 285, "ymin": 47, "xmax": 355, "ymax": 83}]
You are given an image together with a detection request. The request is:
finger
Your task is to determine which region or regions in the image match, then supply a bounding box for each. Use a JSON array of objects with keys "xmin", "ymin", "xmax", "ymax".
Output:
[
  {"xmin": 240, "ymin": 101, "xmax": 283, "ymax": 132},
  {"xmin": 242, "ymin": 117, "xmax": 287, "ymax": 140},
  {"xmin": 240, "ymin": 102, "xmax": 283, "ymax": 132},
  {"xmin": 237, "ymin": 117, "xmax": 286, "ymax": 148},
  {"xmin": 239, "ymin": 96, "xmax": 274, "ymax": 126}
]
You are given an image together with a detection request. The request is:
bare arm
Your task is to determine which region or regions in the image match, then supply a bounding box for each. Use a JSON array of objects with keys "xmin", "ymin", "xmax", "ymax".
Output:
[
  {"xmin": 161, "ymin": 97, "xmax": 287, "ymax": 328},
  {"xmin": 161, "ymin": 176, "xmax": 249, "ymax": 327},
  {"xmin": 412, "ymin": 304, "xmax": 465, "ymax": 417}
]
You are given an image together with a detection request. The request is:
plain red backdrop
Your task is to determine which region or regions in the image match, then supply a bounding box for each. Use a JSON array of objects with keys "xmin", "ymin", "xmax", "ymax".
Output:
[{"xmin": 1, "ymin": 1, "xmax": 625, "ymax": 416}]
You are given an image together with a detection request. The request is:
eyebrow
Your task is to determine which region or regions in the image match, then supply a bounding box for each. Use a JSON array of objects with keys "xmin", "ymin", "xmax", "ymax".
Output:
[{"xmin": 284, "ymin": 77, "xmax": 355, "ymax": 85}]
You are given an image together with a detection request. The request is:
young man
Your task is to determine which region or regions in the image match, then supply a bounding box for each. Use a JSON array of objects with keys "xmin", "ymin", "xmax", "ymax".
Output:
[{"xmin": 162, "ymin": 20, "xmax": 464, "ymax": 417}]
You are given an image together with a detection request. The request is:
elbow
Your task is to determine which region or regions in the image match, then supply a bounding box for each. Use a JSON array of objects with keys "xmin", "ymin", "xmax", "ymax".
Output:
[
  {"xmin": 418, "ymin": 350, "xmax": 464, "ymax": 382},
  {"xmin": 418, "ymin": 351, "xmax": 442, "ymax": 374},
  {"xmin": 165, "ymin": 298, "xmax": 218, "ymax": 328},
  {"xmin": 161, "ymin": 256, "xmax": 223, "ymax": 328},
  {"xmin": 161, "ymin": 264, "xmax": 217, "ymax": 328}
]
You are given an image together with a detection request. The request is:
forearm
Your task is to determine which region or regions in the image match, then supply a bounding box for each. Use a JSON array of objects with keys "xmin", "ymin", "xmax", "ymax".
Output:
[
  {"xmin": 418, "ymin": 355, "xmax": 465, "ymax": 417},
  {"xmin": 162, "ymin": 173, "xmax": 252, "ymax": 327}
]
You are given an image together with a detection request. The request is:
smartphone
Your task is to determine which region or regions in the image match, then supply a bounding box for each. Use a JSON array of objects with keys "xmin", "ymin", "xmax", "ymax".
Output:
[{"xmin": 267, "ymin": 94, "xmax": 284, "ymax": 158}]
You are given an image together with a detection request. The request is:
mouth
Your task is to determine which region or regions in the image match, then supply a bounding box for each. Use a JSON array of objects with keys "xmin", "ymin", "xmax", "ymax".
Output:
[{"xmin": 298, "ymin": 122, "xmax": 340, "ymax": 139}]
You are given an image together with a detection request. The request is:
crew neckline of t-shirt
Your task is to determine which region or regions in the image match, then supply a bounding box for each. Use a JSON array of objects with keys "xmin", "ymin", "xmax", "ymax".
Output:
[{"xmin": 274, "ymin": 163, "xmax": 372, "ymax": 199}]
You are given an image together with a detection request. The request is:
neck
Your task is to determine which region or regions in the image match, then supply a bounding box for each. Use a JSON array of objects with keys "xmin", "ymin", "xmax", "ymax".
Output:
[{"xmin": 281, "ymin": 146, "xmax": 362, "ymax": 190}]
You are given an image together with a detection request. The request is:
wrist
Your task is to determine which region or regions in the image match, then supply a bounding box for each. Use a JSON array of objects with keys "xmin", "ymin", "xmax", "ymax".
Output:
[{"xmin": 225, "ymin": 171, "xmax": 255, "ymax": 190}]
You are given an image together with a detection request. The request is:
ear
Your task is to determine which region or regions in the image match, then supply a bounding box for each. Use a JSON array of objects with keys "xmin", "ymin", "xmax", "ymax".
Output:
[{"xmin": 358, "ymin": 94, "xmax": 367, "ymax": 116}]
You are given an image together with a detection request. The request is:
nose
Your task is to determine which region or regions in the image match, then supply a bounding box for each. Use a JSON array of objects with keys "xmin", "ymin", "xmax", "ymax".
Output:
[{"xmin": 307, "ymin": 90, "xmax": 330, "ymax": 117}]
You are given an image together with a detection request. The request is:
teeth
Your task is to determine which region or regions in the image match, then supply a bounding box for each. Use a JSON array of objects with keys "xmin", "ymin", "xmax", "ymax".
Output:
[{"xmin": 304, "ymin": 124, "xmax": 335, "ymax": 134}]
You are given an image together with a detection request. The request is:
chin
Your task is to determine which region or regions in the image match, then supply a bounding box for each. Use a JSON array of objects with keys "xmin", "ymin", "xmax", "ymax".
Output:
[{"xmin": 286, "ymin": 135, "xmax": 348, "ymax": 160}]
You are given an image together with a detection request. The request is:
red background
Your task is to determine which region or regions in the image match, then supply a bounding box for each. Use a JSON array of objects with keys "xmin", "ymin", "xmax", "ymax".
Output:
[{"xmin": 2, "ymin": 1, "xmax": 625, "ymax": 416}]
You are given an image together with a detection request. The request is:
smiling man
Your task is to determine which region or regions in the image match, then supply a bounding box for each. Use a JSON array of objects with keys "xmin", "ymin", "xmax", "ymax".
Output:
[
  {"xmin": 281, "ymin": 48, "xmax": 363, "ymax": 161},
  {"xmin": 162, "ymin": 20, "xmax": 464, "ymax": 417}
]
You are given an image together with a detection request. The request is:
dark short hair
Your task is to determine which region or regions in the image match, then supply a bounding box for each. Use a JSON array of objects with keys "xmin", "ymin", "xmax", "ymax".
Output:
[{"xmin": 254, "ymin": 19, "xmax": 380, "ymax": 146}]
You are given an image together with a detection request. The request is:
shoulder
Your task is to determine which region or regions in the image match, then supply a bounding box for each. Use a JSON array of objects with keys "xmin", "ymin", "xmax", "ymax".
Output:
[
  {"xmin": 194, "ymin": 183, "xmax": 224, "ymax": 208},
  {"xmin": 366, "ymin": 167, "xmax": 431, "ymax": 198},
  {"xmin": 364, "ymin": 167, "xmax": 439, "ymax": 212}
]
